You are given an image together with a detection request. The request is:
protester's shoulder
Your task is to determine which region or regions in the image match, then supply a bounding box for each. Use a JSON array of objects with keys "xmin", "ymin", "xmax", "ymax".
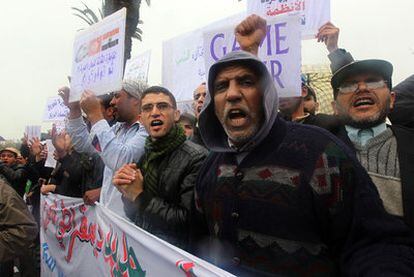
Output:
[
  {"xmin": 179, "ymin": 140, "xmax": 208, "ymax": 158},
  {"xmin": 285, "ymin": 121, "xmax": 354, "ymax": 157},
  {"xmin": 0, "ymin": 178, "xmax": 19, "ymax": 204}
]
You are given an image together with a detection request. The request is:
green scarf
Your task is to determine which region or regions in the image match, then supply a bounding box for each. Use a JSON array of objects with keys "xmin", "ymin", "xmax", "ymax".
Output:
[{"xmin": 141, "ymin": 125, "xmax": 186, "ymax": 197}]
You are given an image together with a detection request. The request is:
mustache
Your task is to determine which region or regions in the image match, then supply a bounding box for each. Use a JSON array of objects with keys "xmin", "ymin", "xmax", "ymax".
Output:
[{"xmin": 223, "ymin": 105, "xmax": 250, "ymax": 118}]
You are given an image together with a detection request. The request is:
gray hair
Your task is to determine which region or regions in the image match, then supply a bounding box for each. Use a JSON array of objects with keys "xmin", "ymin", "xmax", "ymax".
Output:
[{"xmin": 122, "ymin": 79, "xmax": 147, "ymax": 99}]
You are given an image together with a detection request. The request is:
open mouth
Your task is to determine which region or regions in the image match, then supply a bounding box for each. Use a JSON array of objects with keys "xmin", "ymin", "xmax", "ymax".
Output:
[
  {"xmin": 151, "ymin": 120, "xmax": 164, "ymax": 127},
  {"xmin": 227, "ymin": 109, "xmax": 249, "ymax": 127},
  {"xmin": 197, "ymin": 106, "xmax": 202, "ymax": 113},
  {"xmin": 353, "ymin": 97, "xmax": 375, "ymax": 108}
]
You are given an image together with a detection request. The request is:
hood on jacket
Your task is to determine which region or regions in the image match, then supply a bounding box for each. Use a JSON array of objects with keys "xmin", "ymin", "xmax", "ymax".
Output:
[{"xmin": 198, "ymin": 51, "xmax": 279, "ymax": 152}]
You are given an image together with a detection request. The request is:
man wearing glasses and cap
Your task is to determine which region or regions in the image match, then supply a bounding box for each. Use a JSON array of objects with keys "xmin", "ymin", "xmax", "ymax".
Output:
[{"xmin": 331, "ymin": 59, "xmax": 414, "ymax": 229}]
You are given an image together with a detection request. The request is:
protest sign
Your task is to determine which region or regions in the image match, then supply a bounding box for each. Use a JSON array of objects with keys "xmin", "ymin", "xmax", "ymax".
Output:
[
  {"xmin": 124, "ymin": 50, "xmax": 151, "ymax": 83},
  {"xmin": 70, "ymin": 8, "xmax": 126, "ymax": 102},
  {"xmin": 247, "ymin": 0, "xmax": 330, "ymax": 39},
  {"xmin": 44, "ymin": 139, "xmax": 56, "ymax": 168},
  {"xmin": 40, "ymin": 193, "xmax": 235, "ymax": 277},
  {"xmin": 25, "ymin": 125, "xmax": 41, "ymax": 142},
  {"xmin": 162, "ymin": 13, "xmax": 245, "ymax": 102},
  {"xmin": 203, "ymin": 15, "xmax": 302, "ymax": 97},
  {"xmin": 43, "ymin": 97, "xmax": 69, "ymax": 122}
]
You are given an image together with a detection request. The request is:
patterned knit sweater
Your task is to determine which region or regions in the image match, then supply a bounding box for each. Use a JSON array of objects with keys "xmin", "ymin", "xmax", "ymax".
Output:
[
  {"xmin": 352, "ymin": 128, "xmax": 403, "ymax": 216},
  {"xmin": 193, "ymin": 118, "xmax": 414, "ymax": 277}
]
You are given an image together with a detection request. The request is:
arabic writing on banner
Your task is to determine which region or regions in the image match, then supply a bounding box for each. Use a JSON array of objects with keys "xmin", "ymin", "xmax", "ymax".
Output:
[
  {"xmin": 70, "ymin": 8, "xmax": 126, "ymax": 102},
  {"xmin": 162, "ymin": 13, "xmax": 245, "ymax": 102},
  {"xmin": 124, "ymin": 50, "xmax": 151, "ymax": 83},
  {"xmin": 40, "ymin": 193, "xmax": 235, "ymax": 277},
  {"xmin": 203, "ymin": 15, "xmax": 302, "ymax": 97},
  {"xmin": 247, "ymin": 0, "xmax": 330, "ymax": 39},
  {"xmin": 43, "ymin": 97, "xmax": 69, "ymax": 122}
]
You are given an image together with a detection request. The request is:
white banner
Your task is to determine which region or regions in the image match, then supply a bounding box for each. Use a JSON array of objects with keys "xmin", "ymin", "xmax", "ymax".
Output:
[
  {"xmin": 43, "ymin": 97, "xmax": 69, "ymax": 122},
  {"xmin": 247, "ymin": 0, "xmax": 330, "ymax": 39},
  {"xmin": 40, "ymin": 194, "xmax": 234, "ymax": 277},
  {"xmin": 162, "ymin": 13, "xmax": 245, "ymax": 102},
  {"xmin": 203, "ymin": 15, "xmax": 302, "ymax": 97},
  {"xmin": 44, "ymin": 139, "xmax": 57, "ymax": 168},
  {"xmin": 70, "ymin": 8, "xmax": 126, "ymax": 102},
  {"xmin": 124, "ymin": 50, "xmax": 151, "ymax": 83}
]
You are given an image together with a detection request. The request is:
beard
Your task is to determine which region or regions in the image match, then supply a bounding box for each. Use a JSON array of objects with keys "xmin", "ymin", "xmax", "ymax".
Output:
[{"xmin": 336, "ymin": 97, "xmax": 390, "ymax": 129}]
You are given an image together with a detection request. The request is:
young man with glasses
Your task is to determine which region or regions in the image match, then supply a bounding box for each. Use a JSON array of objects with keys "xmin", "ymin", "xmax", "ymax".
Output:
[
  {"xmin": 112, "ymin": 86, "xmax": 207, "ymax": 249},
  {"xmin": 331, "ymin": 59, "xmax": 414, "ymax": 228}
]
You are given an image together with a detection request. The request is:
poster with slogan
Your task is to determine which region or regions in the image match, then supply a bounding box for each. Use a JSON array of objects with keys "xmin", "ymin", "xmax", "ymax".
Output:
[
  {"xmin": 247, "ymin": 0, "xmax": 330, "ymax": 39},
  {"xmin": 162, "ymin": 13, "xmax": 245, "ymax": 102},
  {"xmin": 44, "ymin": 139, "xmax": 57, "ymax": 168},
  {"xmin": 124, "ymin": 50, "xmax": 151, "ymax": 83},
  {"xmin": 40, "ymin": 193, "xmax": 235, "ymax": 277},
  {"xmin": 70, "ymin": 8, "xmax": 126, "ymax": 102},
  {"xmin": 25, "ymin": 125, "xmax": 41, "ymax": 142},
  {"xmin": 203, "ymin": 15, "xmax": 302, "ymax": 97},
  {"xmin": 43, "ymin": 97, "xmax": 69, "ymax": 122}
]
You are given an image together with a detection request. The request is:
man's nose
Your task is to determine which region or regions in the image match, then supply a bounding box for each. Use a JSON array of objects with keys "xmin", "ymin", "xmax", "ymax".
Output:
[{"xmin": 226, "ymin": 81, "xmax": 242, "ymax": 102}]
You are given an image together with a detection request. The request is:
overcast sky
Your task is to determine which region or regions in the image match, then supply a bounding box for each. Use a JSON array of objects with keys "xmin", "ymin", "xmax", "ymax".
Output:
[{"xmin": 1, "ymin": 0, "xmax": 413, "ymax": 140}]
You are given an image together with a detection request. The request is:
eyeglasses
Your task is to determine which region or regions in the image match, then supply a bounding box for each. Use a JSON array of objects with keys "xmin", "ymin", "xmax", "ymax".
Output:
[
  {"xmin": 337, "ymin": 80, "xmax": 387, "ymax": 94},
  {"xmin": 1, "ymin": 153, "xmax": 15, "ymax": 159},
  {"xmin": 141, "ymin": 102, "xmax": 173, "ymax": 113}
]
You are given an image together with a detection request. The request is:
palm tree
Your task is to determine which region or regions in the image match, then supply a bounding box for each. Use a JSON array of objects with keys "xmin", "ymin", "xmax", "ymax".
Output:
[{"xmin": 72, "ymin": 0, "xmax": 151, "ymax": 68}]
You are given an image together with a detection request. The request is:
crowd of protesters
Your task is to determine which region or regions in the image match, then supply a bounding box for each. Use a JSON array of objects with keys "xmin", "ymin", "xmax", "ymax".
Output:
[{"xmin": 1, "ymin": 14, "xmax": 414, "ymax": 277}]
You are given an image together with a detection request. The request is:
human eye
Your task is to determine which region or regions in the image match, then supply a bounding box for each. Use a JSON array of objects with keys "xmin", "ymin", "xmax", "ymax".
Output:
[
  {"xmin": 157, "ymin": 102, "xmax": 170, "ymax": 111},
  {"xmin": 142, "ymin": 104, "xmax": 153, "ymax": 113},
  {"xmin": 366, "ymin": 80, "xmax": 385, "ymax": 89},
  {"xmin": 239, "ymin": 76, "xmax": 255, "ymax": 87},
  {"xmin": 338, "ymin": 83, "xmax": 357, "ymax": 94},
  {"xmin": 214, "ymin": 81, "xmax": 227, "ymax": 93}
]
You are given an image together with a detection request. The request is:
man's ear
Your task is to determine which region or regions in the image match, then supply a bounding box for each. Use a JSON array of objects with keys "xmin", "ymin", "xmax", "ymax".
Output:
[
  {"xmin": 389, "ymin": 91, "xmax": 396, "ymax": 110},
  {"xmin": 174, "ymin": 109, "xmax": 181, "ymax": 122},
  {"xmin": 331, "ymin": 101, "xmax": 339, "ymax": 115}
]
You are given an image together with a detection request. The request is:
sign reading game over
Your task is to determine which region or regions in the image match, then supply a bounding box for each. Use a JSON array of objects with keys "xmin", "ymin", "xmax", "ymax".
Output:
[
  {"xmin": 162, "ymin": 13, "xmax": 245, "ymax": 102},
  {"xmin": 69, "ymin": 8, "xmax": 126, "ymax": 102},
  {"xmin": 203, "ymin": 15, "xmax": 302, "ymax": 97},
  {"xmin": 247, "ymin": 0, "xmax": 330, "ymax": 39}
]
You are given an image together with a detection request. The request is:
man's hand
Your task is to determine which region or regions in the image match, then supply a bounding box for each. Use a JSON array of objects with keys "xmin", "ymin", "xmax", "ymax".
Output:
[
  {"xmin": 58, "ymin": 86, "xmax": 82, "ymax": 119},
  {"xmin": 51, "ymin": 126, "xmax": 71, "ymax": 158},
  {"xmin": 80, "ymin": 90, "xmax": 104, "ymax": 126},
  {"xmin": 235, "ymin": 14, "xmax": 267, "ymax": 56},
  {"xmin": 41, "ymin": 184, "xmax": 56, "ymax": 195},
  {"xmin": 29, "ymin": 137, "xmax": 43, "ymax": 156},
  {"xmin": 83, "ymin": 188, "xmax": 101, "ymax": 205},
  {"xmin": 113, "ymin": 163, "xmax": 144, "ymax": 202},
  {"xmin": 316, "ymin": 22, "xmax": 339, "ymax": 53}
]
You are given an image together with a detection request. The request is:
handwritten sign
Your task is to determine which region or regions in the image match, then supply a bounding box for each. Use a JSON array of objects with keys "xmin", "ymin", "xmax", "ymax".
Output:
[
  {"xmin": 43, "ymin": 97, "xmax": 69, "ymax": 122},
  {"xmin": 203, "ymin": 15, "xmax": 302, "ymax": 97},
  {"xmin": 69, "ymin": 8, "xmax": 126, "ymax": 102},
  {"xmin": 124, "ymin": 50, "xmax": 151, "ymax": 83},
  {"xmin": 162, "ymin": 13, "xmax": 245, "ymax": 101},
  {"xmin": 44, "ymin": 139, "xmax": 57, "ymax": 168},
  {"xmin": 247, "ymin": 0, "xmax": 330, "ymax": 39},
  {"xmin": 25, "ymin": 125, "xmax": 41, "ymax": 142}
]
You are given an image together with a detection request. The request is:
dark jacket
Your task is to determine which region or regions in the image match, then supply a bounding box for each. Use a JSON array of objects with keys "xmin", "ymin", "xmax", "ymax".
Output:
[
  {"xmin": 194, "ymin": 51, "xmax": 414, "ymax": 277},
  {"xmin": 49, "ymin": 151, "xmax": 103, "ymax": 198},
  {"xmin": 0, "ymin": 179, "xmax": 38, "ymax": 262},
  {"xmin": 124, "ymin": 140, "xmax": 207, "ymax": 249},
  {"xmin": 0, "ymin": 162, "xmax": 28, "ymax": 197}
]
